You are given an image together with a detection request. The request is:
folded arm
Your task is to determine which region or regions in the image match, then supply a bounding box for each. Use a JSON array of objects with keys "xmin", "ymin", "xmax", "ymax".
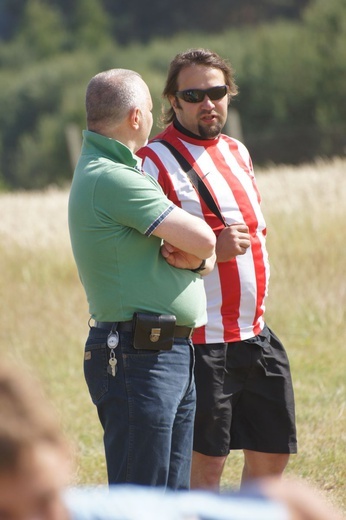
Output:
[{"xmin": 152, "ymin": 206, "xmax": 216, "ymax": 272}]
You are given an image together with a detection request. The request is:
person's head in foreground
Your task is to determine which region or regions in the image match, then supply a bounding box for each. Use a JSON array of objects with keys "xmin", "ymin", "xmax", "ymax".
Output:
[{"xmin": 0, "ymin": 362, "xmax": 71, "ymax": 520}]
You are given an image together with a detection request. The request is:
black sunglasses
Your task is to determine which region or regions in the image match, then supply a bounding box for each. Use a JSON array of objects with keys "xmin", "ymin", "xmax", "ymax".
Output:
[{"xmin": 175, "ymin": 85, "xmax": 228, "ymax": 103}]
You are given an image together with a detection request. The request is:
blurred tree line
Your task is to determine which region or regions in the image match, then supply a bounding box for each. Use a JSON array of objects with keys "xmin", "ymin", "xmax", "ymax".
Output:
[
  {"xmin": 0, "ymin": 0, "xmax": 345, "ymax": 189},
  {"xmin": 0, "ymin": 0, "xmax": 310, "ymax": 44}
]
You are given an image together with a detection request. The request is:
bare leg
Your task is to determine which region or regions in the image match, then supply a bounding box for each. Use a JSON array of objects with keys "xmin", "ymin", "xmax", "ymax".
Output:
[
  {"xmin": 241, "ymin": 450, "xmax": 290, "ymax": 486},
  {"xmin": 190, "ymin": 451, "xmax": 228, "ymax": 491}
]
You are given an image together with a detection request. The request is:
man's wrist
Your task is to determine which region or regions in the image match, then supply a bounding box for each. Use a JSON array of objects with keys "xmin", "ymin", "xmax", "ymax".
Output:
[{"xmin": 190, "ymin": 259, "xmax": 206, "ymax": 273}]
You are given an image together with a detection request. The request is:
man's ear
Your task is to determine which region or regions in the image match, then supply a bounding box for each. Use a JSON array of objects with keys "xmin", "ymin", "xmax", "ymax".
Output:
[
  {"xmin": 169, "ymin": 95, "xmax": 178, "ymax": 111},
  {"xmin": 130, "ymin": 107, "xmax": 141, "ymax": 129},
  {"xmin": 128, "ymin": 107, "xmax": 142, "ymax": 130}
]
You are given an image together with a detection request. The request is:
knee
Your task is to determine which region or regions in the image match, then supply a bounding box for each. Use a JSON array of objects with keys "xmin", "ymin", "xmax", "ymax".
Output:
[
  {"xmin": 191, "ymin": 452, "xmax": 227, "ymax": 490},
  {"xmin": 243, "ymin": 451, "xmax": 290, "ymax": 480}
]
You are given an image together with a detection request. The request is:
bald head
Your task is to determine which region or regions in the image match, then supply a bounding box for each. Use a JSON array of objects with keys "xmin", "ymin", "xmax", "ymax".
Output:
[{"xmin": 86, "ymin": 68, "xmax": 149, "ymax": 132}]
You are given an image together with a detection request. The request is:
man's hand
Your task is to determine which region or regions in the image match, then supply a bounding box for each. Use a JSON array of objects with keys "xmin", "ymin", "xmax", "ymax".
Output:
[
  {"xmin": 160, "ymin": 241, "xmax": 203, "ymax": 269},
  {"xmin": 216, "ymin": 223, "xmax": 251, "ymax": 263},
  {"xmin": 160, "ymin": 241, "xmax": 216, "ymax": 274}
]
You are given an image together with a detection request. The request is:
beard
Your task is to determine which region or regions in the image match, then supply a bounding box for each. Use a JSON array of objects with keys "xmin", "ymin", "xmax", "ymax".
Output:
[
  {"xmin": 198, "ymin": 120, "xmax": 223, "ymax": 139},
  {"xmin": 174, "ymin": 99, "xmax": 225, "ymax": 139}
]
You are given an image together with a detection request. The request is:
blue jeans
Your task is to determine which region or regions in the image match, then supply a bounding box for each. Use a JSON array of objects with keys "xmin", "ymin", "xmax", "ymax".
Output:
[{"xmin": 84, "ymin": 326, "xmax": 196, "ymax": 489}]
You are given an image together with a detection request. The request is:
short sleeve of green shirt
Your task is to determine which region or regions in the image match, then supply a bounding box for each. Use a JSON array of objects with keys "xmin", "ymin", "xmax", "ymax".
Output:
[{"xmin": 93, "ymin": 162, "xmax": 174, "ymax": 236}]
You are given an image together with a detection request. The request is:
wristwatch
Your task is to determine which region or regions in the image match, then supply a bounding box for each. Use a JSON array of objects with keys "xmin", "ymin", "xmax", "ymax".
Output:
[{"xmin": 191, "ymin": 259, "xmax": 206, "ymax": 273}]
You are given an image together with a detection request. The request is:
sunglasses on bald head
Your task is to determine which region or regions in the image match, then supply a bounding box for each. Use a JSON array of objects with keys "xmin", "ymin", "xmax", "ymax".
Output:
[{"xmin": 175, "ymin": 85, "xmax": 228, "ymax": 103}]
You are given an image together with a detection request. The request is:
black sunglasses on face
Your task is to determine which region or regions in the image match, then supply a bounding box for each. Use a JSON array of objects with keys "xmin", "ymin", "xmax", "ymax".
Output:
[{"xmin": 175, "ymin": 85, "xmax": 228, "ymax": 103}]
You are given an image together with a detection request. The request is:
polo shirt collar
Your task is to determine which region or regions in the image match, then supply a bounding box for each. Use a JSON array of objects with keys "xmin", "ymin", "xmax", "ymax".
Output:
[{"xmin": 82, "ymin": 130, "xmax": 139, "ymax": 169}]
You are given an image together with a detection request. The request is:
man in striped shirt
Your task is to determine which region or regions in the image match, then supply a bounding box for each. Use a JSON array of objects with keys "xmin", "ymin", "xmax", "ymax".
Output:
[{"xmin": 137, "ymin": 48, "xmax": 297, "ymax": 490}]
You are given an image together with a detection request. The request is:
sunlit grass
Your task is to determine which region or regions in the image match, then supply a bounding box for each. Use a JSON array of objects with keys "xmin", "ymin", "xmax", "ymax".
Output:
[
  {"xmin": 222, "ymin": 157, "xmax": 346, "ymax": 510},
  {"xmin": 1, "ymin": 158, "xmax": 345, "ymax": 509}
]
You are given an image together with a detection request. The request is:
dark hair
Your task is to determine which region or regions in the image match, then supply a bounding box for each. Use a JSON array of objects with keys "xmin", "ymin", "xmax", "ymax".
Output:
[{"xmin": 161, "ymin": 48, "xmax": 238, "ymax": 125}]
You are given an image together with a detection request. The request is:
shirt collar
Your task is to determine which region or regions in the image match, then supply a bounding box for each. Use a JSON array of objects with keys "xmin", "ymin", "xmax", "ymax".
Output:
[
  {"xmin": 82, "ymin": 130, "xmax": 139, "ymax": 169},
  {"xmin": 173, "ymin": 118, "xmax": 221, "ymax": 141}
]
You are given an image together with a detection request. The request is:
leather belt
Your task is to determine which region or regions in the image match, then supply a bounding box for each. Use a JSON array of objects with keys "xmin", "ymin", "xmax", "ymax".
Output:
[{"xmin": 94, "ymin": 320, "xmax": 194, "ymax": 339}]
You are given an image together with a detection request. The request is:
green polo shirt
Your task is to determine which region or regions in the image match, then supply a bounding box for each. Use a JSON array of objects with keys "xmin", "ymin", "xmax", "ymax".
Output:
[{"xmin": 68, "ymin": 130, "xmax": 207, "ymax": 327}]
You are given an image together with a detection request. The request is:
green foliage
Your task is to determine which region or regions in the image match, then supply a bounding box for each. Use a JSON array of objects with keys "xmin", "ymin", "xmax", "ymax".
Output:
[
  {"xmin": 0, "ymin": 47, "xmax": 117, "ymax": 188},
  {"xmin": 303, "ymin": 0, "xmax": 346, "ymax": 128},
  {"xmin": 17, "ymin": 0, "xmax": 68, "ymax": 59},
  {"xmin": 0, "ymin": 0, "xmax": 345, "ymax": 188},
  {"xmin": 70, "ymin": 0, "xmax": 112, "ymax": 50},
  {"xmin": 15, "ymin": 115, "xmax": 71, "ymax": 190},
  {"xmin": 0, "ymin": 0, "xmax": 310, "ymax": 45},
  {"xmin": 100, "ymin": 0, "xmax": 310, "ymax": 44},
  {"xmin": 237, "ymin": 24, "xmax": 311, "ymax": 120}
]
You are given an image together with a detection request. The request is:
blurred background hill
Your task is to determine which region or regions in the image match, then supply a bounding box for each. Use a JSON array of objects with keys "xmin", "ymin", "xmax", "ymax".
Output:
[{"xmin": 0, "ymin": 0, "xmax": 345, "ymax": 189}]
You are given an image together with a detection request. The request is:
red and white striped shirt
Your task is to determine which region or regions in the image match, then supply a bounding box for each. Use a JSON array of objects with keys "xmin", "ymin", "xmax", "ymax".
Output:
[{"xmin": 138, "ymin": 124, "xmax": 269, "ymax": 343}]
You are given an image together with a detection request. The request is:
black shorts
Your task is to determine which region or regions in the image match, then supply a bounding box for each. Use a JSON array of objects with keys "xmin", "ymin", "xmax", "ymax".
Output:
[{"xmin": 193, "ymin": 325, "xmax": 297, "ymax": 456}]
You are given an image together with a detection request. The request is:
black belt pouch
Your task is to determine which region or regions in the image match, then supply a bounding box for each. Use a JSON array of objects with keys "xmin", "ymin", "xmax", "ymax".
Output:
[{"xmin": 133, "ymin": 312, "xmax": 176, "ymax": 350}]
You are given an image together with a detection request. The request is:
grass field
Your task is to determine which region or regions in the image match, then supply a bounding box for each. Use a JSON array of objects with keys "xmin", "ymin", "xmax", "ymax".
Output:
[{"xmin": 0, "ymin": 157, "xmax": 345, "ymax": 510}]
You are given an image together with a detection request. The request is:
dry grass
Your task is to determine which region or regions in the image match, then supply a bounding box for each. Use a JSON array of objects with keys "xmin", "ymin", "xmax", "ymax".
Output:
[
  {"xmin": 0, "ymin": 157, "xmax": 345, "ymax": 510},
  {"xmin": 222, "ymin": 157, "xmax": 346, "ymax": 510},
  {"xmin": 0, "ymin": 187, "xmax": 107, "ymax": 484}
]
